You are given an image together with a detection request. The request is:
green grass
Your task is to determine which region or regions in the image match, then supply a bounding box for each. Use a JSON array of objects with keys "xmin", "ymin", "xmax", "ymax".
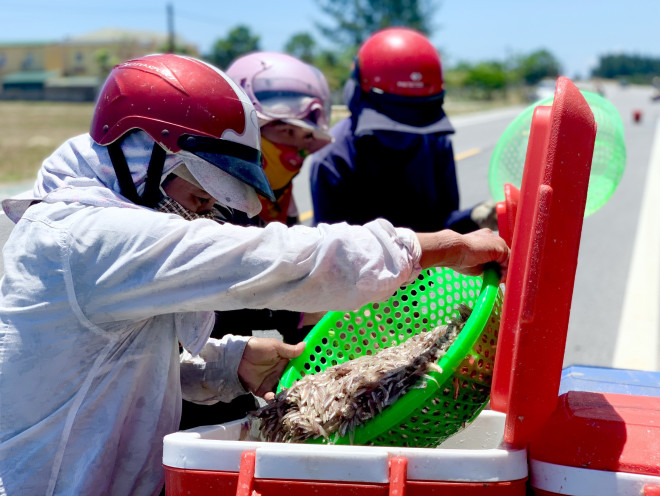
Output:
[
  {"xmin": 0, "ymin": 95, "xmax": 521, "ymax": 185},
  {"xmin": 0, "ymin": 101, "xmax": 94, "ymax": 183}
]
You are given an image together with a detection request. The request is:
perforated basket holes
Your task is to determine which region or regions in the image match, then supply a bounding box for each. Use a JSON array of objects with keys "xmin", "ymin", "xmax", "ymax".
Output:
[
  {"xmin": 370, "ymin": 381, "xmax": 490, "ymax": 448},
  {"xmin": 458, "ymin": 289, "xmax": 503, "ymax": 387},
  {"xmin": 296, "ymin": 267, "xmax": 481, "ymax": 379},
  {"xmin": 369, "ymin": 287, "xmax": 504, "ymax": 448},
  {"xmin": 490, "ymin": 91, "xmax": 625, "ymax": 217},
  {"xmin": 491, "ymin": 124, "xmax": 531, "ymax": 201},
  {"xmin": 284, "ymin": 267, "xmax": 501, "ymax": 449}
]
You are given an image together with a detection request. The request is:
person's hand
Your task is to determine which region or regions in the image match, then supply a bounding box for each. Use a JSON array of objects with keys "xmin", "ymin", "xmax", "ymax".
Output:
[
  {"xmin": 238, "ymin": 338, "xmax": 306, "ymax": 399},
  {"xmin": 416, "ymin": 228, "xmax": 510, "ymax": 281}
]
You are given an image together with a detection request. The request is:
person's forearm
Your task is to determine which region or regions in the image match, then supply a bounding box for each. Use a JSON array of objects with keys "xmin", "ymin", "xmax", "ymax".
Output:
[
  {"xmin": 415, "ymin": 228, "xmax": 509, "ymax": 278},
  {"xmin": 416, "ymin": 230, "xmax": 461, "ymax": 268},
  {"xmin": 179, "ymin": 335, "xmax": 251, "ymax": 405}
]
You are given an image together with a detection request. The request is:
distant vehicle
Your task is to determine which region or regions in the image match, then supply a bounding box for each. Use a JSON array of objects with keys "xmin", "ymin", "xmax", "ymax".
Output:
[{"xmin": 532, "ymin": 78, "xmax": 557, "ymax": 101}]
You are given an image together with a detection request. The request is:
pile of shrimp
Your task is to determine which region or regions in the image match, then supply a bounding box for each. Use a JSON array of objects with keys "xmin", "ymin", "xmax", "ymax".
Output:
[{"xmin": 250, "ymin": 306, "xmax": 471, "ymax": 444}]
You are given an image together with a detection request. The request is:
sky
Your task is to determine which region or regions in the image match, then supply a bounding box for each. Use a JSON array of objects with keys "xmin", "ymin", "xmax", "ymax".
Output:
[{"xmin": 1, "ymin": 0, "xmax": 658, "ymax": 79}]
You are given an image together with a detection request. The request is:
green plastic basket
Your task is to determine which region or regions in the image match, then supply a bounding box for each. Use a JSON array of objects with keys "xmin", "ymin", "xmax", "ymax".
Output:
[
  {"xmin": 277, "ymin": 266, "xmax": 503, "ymax": 447},
  {"xmin": 489, "ymin": 90, "xmax": 626, "ymax": 217}
]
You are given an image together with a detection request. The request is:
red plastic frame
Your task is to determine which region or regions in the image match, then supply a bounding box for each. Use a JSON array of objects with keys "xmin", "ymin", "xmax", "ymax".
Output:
[{"xmin": 490, "ymin": 77, "xmax": 597, "ymax": 447}]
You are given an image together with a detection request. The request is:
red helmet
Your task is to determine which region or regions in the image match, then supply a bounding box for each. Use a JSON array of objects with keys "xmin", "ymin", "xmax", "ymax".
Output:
[
  {"xmin": 91, "ymin": 53, "xmax": 274, "ymax": 204},
  {"xmin": 356, "ymin": 27, "xmax": 444, "ymax": 98}
]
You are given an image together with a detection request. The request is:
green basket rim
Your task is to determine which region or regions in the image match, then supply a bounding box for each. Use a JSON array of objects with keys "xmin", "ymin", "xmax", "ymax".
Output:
[{"xmin": 276, "ymin": 267, "xmax": 501, "ymax": 445}]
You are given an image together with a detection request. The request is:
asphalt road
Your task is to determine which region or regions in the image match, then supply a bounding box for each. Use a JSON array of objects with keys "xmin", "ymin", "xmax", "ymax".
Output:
[{"xmin": 1, "ymin": 81, "xmax": 658, "ymax": 371}]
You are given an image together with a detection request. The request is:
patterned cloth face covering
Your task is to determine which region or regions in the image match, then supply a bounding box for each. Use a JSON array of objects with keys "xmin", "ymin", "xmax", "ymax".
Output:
[{"xmin": 156, "ymin": 196, "xmax": 216, "ymax": 221}]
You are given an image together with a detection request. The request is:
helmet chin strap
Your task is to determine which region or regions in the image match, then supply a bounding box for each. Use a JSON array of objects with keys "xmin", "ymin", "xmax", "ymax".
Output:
[{"xmin": 107, "ymin": 140, "xmax": 166, "ymax": 207}]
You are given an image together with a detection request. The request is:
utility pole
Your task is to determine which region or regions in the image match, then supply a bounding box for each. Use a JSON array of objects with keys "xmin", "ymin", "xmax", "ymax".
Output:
[{"xmin": 167, "ymin": 3, "xmax": 175, "ymax": 53}]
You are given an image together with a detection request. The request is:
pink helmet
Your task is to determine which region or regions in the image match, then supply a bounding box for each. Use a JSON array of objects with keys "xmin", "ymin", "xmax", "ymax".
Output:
[{"xmin": 225, "ymin": 52, "xmax": 332, "ymax": 140}]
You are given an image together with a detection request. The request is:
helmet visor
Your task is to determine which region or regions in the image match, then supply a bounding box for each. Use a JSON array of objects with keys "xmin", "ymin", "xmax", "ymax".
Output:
[
  {"xmin": 254, "ymin": 89, "xmax": 330, "ymax": 129},
  {"xmin": 178, "ymin": 134, "xmax": 275, "ymax": 201}
]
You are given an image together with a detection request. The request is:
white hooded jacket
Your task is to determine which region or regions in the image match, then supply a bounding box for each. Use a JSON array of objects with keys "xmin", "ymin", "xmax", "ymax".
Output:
[{"xmin": 0, "ymin": 131, "xmax": 422, "ymax": 495}]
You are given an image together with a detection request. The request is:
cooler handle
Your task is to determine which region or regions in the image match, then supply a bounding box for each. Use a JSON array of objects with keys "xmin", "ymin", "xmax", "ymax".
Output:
[
  {"xmin": 234, "ymin": 450, "xmax": 408, "ymax": 496},
  {"xmin": 389, "ymin": 456, "xmax": 408, "ymax": 496},
  {"xmin": 236, "ymin": 450, "xmax": 257, "ymax": 496}
]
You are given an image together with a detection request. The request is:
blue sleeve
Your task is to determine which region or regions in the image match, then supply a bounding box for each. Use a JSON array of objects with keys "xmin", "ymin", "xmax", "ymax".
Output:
[
  {"xmin": 445, "ymin": 208, "xmax": 479, "ymax": 233},
  {"xmin": 309, "ymin": 156, "xmax": 352, "ymax": 226},
  {"xmin": 434, "ymin": 137, "xmax": 479, "ymax": 233},
  {"xmin": 309, "ymin": 119, "xmax": 357, "ymax": 226}
]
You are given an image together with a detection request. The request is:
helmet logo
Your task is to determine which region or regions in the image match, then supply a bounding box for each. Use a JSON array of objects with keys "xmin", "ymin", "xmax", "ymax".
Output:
[
  {"xmin": 118, "ymin": 59, "xmax": 188, "ymax": 95},
  {"xmin": 396, "ymin": 71, "xmax": 424, "ymax": 89}
]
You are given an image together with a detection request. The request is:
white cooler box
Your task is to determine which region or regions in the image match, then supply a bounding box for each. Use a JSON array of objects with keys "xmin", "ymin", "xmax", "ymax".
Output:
[{"xmin": 164, "ymin": 410, "xmax": 528, "ymax": 496}]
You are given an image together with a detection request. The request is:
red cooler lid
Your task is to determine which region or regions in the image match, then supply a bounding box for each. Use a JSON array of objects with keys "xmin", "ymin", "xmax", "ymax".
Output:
[
  {"xmin": 490, "ymin": 77, "xmax": 597, "ymax": 447},
  {"xmin": 529, "ymin": 391, "xmax": 660, "ymax": 476}
]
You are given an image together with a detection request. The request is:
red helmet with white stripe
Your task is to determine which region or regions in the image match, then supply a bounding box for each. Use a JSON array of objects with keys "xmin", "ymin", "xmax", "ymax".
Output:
[{"xmin": 91, "ymin": 53, "xmax": 274, "ymax": 205}]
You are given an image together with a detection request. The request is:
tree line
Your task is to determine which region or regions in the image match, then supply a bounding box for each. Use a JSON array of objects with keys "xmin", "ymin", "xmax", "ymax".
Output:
[
  {"xmin": 194, "ymin": 0, "xmax": 658, "ymax": 101},
  {"xmin": 592, "ymin": 54, "xmax": 660, "ymax": 85},
  {"xmin": 204, "ymin": 25, "xmax": 562, "ymax": 102}
]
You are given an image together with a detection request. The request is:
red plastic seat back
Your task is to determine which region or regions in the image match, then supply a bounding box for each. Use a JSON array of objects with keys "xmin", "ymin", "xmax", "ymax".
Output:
[{"xmin": 490, "ymin": 77, "xmax": 597, "ymax": 447}]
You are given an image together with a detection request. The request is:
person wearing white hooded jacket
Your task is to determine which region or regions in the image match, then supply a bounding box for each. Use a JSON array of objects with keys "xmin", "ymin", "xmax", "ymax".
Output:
[{"xmin": 0, "ymin": 54, "xmax": 509, "ymax": 496}]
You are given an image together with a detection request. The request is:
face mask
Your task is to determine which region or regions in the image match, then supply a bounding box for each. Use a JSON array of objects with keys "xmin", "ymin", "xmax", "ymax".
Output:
[
  {"xmin": 155, "ymin": 195, "xmax": 215, "ymax": 221},
  {"xmin": 261, "ymin": 137, "xmax": 309, "ymax": 192}
]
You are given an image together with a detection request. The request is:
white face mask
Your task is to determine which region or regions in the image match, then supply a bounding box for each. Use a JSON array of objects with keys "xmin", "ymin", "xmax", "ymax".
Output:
[{"xmin": 171, "ymin": 152, "xmax": 262, "ymax": 218}]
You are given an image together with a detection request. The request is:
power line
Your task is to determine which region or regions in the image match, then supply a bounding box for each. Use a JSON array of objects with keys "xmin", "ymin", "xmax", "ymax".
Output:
[{"xmin": 167, "ymin": 3, "xmax": 175, "ymax": 52}]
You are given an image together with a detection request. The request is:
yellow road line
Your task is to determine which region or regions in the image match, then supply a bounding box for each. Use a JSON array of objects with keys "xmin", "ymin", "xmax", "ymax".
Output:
[
  {"xmin": 455, "ymin": 148, "xmax": 481, "ymax": 161},
  {"xmin": 299, "ymin": 210, "xmax": 314, "ymax": 222},
  {"xmin": 298, "ymin": 147, "xmax": 482, "ymax": 223}
]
